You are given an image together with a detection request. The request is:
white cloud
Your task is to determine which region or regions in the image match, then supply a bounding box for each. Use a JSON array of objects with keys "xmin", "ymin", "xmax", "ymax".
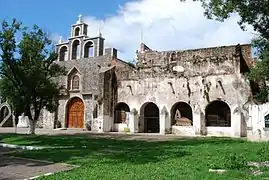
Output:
[
  {"xmin": 83, "ymin": 0, "xmax": 254, "ymax": 61},
  {"xmin": 49, "ymin": 33, "xmax": 62, "ymax": 44}
]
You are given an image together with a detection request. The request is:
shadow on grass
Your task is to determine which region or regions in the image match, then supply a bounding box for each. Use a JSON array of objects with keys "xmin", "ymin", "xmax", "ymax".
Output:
[{"xmin": 0, "ymin": 133, "xmax": 249, "ymax": 166}]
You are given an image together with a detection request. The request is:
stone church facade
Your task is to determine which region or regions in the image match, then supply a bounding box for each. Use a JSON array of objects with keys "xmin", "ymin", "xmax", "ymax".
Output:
[{"xmin": 3, "ymin": 16, "xmax": 268, "ymax": 139}]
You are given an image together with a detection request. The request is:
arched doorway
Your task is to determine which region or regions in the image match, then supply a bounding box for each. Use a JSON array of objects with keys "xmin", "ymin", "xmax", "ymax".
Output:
[
  {"xmin": 171, "ymin": 102, "xmax": 193, "ymax": 126},
  {"xmin": 205, "ymin": 100, "xmax": 231, "ymax": 127},
  {"xmin": 114, "ymin": 102, "xmax": 130, "ymax": 123},
  {"xmin": 67, "ymin": 97, "xmax": 84, "ymax": 128},
  {"xmin": 140, "ymin": 102, "xmax": 159, "ymax": 133}
]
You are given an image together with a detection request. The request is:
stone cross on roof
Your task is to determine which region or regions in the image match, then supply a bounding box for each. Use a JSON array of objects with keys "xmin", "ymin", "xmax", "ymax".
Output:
[{"xmin": 77, "ymin": 14, "xmax": 83, "ymax": 23}]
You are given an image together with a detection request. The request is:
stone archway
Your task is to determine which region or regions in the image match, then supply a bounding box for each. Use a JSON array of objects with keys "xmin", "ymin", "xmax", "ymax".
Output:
[
  {"xmin": 114, "ymin": 102, "xmax": 130, "ymax": 123},
  {"xmin": 171, "ymin": 102, "xmax": 193, "ymax": 126},
  {"xmin": 140, "ymin": 102, "xmax": 159, "ymax": 133},
  {"xmin": 205, "ymin": 100, "xmax": 231, "ymax": 127},
  {"xmin": 67, "ymin": 97, "xmax": 84, "ymax": 128},
  {"xmin": 0, "ymin": 103, "xmax": 13, "ymax": 127}
]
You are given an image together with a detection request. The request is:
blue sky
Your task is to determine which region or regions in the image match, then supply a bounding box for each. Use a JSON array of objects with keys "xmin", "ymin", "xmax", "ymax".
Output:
[
  {"xmin": 1, "ymin": 0, "xmax": 129, "ymax": 38},
  {"xmin": 1, "ymin": 0, "xmax": 254, "ymax": 60}
]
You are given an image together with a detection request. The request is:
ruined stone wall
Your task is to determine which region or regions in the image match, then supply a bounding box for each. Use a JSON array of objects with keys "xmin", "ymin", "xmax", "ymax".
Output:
[{"xmin": 115, "ymin": 44, "xmax": 252, "ymax": 135}]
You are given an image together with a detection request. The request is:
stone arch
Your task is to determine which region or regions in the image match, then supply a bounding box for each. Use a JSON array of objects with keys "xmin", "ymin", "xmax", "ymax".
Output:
[
  {"xmin": 74, "ymin": 27, "xmax": 80, "ymax": 36},
  {"xmin": 171, "ymin": 102, "xmax": 193, "ymax": 126},
  {"xmin": 205, "ymin": 100, "xmax": 231, "ymax": 127},
  {"xmin": 0, "ymin": 102, "xmax": 13, "ymax": 127},
  {"xmin": 83, "ymin": 40, "xmax": 95, "ymax": 58},
  {"xmin": 71, "ymin": 39, "xmax": 80, "ymax": 60},
  {"xmin": 114, "ymin": 102, "xmax": 130, "ymax": 123},
  {"xmin": 66, "ymin": 97, "xmax": 84, "ymax": 128},
  {"xmin": 59, "ymin": 45, "xmax": 68, "ymax": 61},
  {"xmin": 140, "ymin": 102, "xmax": 159, "ymax": 133}
]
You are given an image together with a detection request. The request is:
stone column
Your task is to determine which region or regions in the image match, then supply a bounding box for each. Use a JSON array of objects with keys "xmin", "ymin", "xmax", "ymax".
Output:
[
  {"xmin": 232, "ymin": 111, "xmax": 242, "ymax": 137},
  {"xmin": 129, "ymin": 108, "xmax": 138, "ymax": 133},
  {"xmin": 193, "ymin": 104, "xmax": 203, "ymax": 135},
  {"xmin": 193, "ymin": 112, "xmax": 201, "ymax": 135},
  {"xmin": 160, "ymin": 106, "xmax": 169, "ymax": 135}
]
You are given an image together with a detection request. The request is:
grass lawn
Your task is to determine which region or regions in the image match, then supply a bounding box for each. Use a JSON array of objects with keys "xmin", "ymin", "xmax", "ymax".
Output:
[{"xmin": 1, "ymin": 133, "xmax": 269, "ymax": 180}]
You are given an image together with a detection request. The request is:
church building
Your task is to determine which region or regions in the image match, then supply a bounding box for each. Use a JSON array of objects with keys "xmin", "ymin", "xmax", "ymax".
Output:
[{"xmin": 3, "ymin": 15, "xmax": 269, "ymax": 140}]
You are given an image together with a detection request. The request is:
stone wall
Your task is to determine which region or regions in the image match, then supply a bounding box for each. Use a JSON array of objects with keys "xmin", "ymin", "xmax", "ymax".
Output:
[{"xmin": 115, "ymin": 44, "xmax": 252, "ymax": 136}]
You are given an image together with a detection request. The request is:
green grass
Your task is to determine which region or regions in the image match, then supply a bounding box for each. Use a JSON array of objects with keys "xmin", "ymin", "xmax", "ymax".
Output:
[{"xmin": 1, "ymin": 133, "xmax": 269, "ymax": 179}]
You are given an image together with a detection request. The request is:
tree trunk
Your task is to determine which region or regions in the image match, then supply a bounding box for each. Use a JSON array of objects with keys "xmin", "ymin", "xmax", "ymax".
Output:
[{"xmin": 28, "ymin": 120, "xmax": 37, "ymax": 135}]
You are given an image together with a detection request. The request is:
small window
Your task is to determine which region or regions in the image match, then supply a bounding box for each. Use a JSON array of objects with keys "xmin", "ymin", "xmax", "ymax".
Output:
[
  {"xmin": 72, "ymin": 75, "xmax": 79, "ymax": 90},
  {"xmin": 265, "ymin": 114, "xmax": 269, "ymax": 128}
]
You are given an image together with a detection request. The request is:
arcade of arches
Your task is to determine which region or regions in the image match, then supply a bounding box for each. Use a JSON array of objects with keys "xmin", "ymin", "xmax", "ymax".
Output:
[
  {"xmin": 112, "ymin": 100, "xmax": 232, "ymax": 133},
  {"xmin": 67, "ymin": 97, "xmax": 84, "ymax": 128}
]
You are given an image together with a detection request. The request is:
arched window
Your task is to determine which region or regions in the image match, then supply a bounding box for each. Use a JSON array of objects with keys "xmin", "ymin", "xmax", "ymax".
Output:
[
  {"xmin": 265, "ymin": 114, "xmax": 269, "ymax": 128},
  {"xmin": 114, "ymin": 102, "xmax": 130, "ymax": 123},
  {"xmin": 59, "ymin": 46, "xmax": 68, "ymax": 61},
  {"xmin": 71, "ymin": 40, "xmax": 80, "ymax": 60},
  {"xmin": 205, "ymin": 100, "xmax": 231, "ymax": 127},
  {"xmin": 84, "ymin": 41, "xmax": 94, "ymax": 58},
  {"xmin": 72, "ymin": 75, "xmax": 79, "ymax": 90},
  {"xmin": 74, "ymin": 27, "xmax": 80, "ymax": 36}
]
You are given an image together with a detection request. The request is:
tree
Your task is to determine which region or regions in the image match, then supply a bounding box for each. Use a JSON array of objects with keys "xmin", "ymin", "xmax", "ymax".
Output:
[
  {"xmin": 0, "ymin": 19, "xmax": 66, "ymax": 134},
  {"xmin": 182, "ymin": 0, "xmax": 269, "ymax": 102}
]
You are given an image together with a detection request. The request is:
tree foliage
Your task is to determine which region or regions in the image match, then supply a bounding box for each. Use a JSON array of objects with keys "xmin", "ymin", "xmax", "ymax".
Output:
[{"xmin": 0, "ymin": 19, "xmax": 66, "ymax": 133}]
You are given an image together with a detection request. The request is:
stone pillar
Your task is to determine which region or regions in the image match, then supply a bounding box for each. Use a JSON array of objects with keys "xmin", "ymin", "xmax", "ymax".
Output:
[
  {"xmin": 232, "ymin": 111, "xmax": 242, "ymax": 137},
  {"xmin": 160, "ymin": 106, "xmax": 169, "ymax": 135},
  {"xmin": 193, "ymin": 104, "xmax": 203, "ymax": 135},
  {"xmin": 129, "ymin": 108, "xmax": 138, "ymax": 133},
  {"xmin": 193, "ymin": 112, "xmax": 201, "ymax": 135},
  {"xmin": 102, "ymin": 115, "xmax": 111, "ymax": 132}
]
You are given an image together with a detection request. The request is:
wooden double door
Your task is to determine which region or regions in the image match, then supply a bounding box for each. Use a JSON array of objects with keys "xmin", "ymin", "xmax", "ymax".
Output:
[{"xmin": 67, "ymin": 98, "xmax": 84, "ymax": 128}]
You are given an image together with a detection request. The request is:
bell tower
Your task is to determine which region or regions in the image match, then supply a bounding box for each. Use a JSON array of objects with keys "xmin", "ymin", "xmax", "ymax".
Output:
[{"xmin": 70, "ymin": 14, "xmax": 88, "ymax": 38}]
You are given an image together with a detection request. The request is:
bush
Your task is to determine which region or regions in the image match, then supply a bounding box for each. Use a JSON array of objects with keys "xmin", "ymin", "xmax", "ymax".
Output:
[{"xmin": 224, "ymin": 154, "xmax": 247, "ymax": 169}]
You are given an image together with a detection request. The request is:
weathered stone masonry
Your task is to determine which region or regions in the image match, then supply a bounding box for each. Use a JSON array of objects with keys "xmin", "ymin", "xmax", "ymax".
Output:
[{"xmin": 33, "ymin": 16, "xmax": 263, "ymax": 139}]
